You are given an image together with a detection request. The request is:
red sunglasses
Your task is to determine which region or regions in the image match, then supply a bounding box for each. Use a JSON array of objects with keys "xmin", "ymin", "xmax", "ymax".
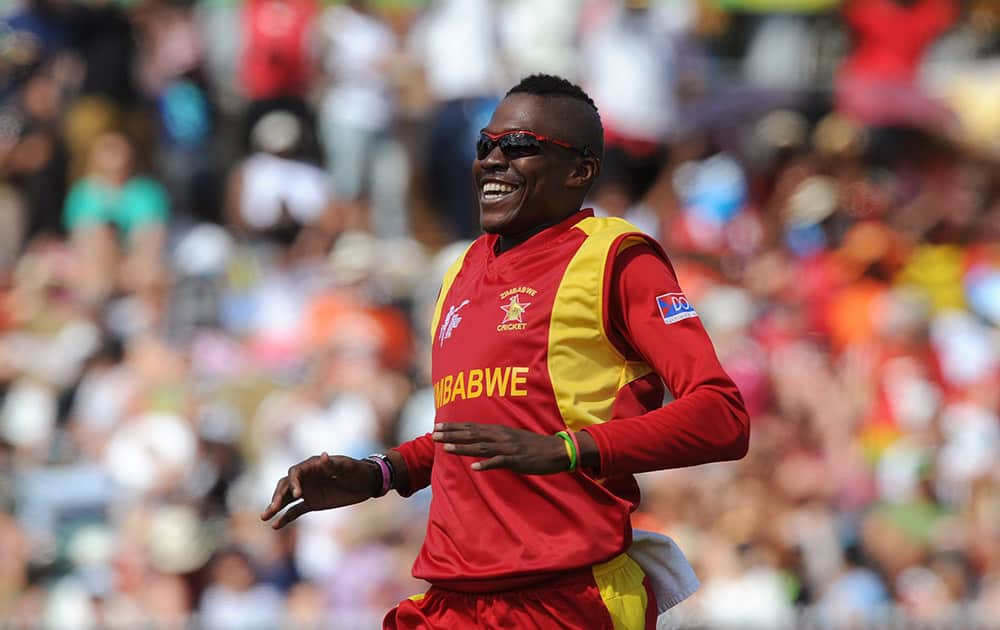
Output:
[{"xmin": 477, "ymin": 129, "xmax": 593, "ymax": 161}]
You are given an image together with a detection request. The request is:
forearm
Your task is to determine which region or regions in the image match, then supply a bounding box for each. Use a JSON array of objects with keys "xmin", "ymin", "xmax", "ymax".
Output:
[
  {"xmin": 597, "ymin": 243, "xmax": 750, "ymax": 477},
  {"xmin": 582, "ymin": 383, "xmax": 749, "ymax": 477}
]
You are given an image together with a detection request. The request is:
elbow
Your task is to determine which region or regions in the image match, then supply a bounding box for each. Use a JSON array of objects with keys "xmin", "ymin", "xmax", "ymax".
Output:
[
  {"xmin": 732, "ymin": 414, "xmax": 750, "ymax": 460},
  {"xmin": 723, "ymin": 406, "xmax": 750, "ymax": 462}
]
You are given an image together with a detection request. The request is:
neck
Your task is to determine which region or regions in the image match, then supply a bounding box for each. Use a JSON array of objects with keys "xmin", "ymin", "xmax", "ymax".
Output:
[
  {"xmin": 496, "ymin": 209, "xmax": 580, "ymax": 254},
  {"xmin": 92, "ymin": 171, "xmax": 128, "ymax": 187}
]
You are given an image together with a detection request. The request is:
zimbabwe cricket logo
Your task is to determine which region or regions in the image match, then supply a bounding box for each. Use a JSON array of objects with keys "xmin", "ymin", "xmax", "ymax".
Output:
[{"xmin": 497, "ymin": 286, "xmax": 537, "ymax": 332}]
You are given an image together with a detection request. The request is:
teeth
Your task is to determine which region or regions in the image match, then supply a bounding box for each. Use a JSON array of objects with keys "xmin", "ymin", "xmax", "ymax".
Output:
[{"xmin": 483, "ymin": 182, "xmax": 516, "ymax": 195}]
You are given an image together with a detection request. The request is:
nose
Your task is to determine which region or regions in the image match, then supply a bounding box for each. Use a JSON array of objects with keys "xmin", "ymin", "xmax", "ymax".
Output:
[{"xmin": 478, "ymin": 142, "xmax": 508, "ymax": 170}]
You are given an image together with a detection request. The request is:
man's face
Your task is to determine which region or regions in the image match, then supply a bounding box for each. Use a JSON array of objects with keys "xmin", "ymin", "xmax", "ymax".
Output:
[{"xmin": 473, "ymin": 94, "xmax": 587, "ymax": 236}]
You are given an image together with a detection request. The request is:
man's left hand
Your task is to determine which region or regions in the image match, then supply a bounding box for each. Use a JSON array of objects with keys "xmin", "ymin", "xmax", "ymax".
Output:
[{"xmin": 432, "ymin": 422, "xmax": 573, "ymax": 474}]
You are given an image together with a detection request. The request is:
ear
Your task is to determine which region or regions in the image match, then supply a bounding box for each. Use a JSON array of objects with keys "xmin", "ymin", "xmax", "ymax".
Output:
[{"xmin": 565, "ymin": 156, "xmax": 601, "ymax": 190}]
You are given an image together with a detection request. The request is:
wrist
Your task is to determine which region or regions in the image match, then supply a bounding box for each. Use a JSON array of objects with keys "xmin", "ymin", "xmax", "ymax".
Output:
[
  {"xmin": 362, "ymin": 458, "xmax": 382, "ymax": 497},
  {"xmin": 364, "ymin": 454, "xmax": 394, "ymax": 497},
  {"xmin": 574, "ymin": 430, "xmax": 601, "ymax": 474},
  {"xmin": 554, "ymin": 431, "xmax": 579, "ymax": 472},
  {"xmin": 552, "ymin": 435, "xmax": 571, "ymax": 470}
]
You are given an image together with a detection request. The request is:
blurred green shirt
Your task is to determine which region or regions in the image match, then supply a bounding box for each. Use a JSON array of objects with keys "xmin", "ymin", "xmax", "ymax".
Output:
[{"xmin": 64, "ymin": 176, "xmax": 169, "ymax": 239}]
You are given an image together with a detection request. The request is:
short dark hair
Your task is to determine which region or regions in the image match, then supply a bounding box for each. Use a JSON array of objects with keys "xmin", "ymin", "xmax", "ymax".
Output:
[
  {"xmin": 506, "ymin": 74, "xmax": 599, "ymax": 114},
  {"xmin": 506, "ymin": 74, "xmax": 603, "ymax": 158}
]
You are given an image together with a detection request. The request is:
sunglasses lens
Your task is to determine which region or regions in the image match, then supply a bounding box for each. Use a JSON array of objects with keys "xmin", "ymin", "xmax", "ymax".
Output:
[
  {"xmin": 477, "ymin": 132, "xmax": 543, "ymax": 160},
  {"xmin": 500, "ymin": 133, "xmax": 542, "ymax": 158},
  {"xmin": 476, "ymin": 134, "xmax": 495, "ymax": 160}
]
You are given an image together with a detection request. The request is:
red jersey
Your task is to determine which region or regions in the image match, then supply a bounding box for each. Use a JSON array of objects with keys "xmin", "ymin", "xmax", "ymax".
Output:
[{"xmin": 395, "ymin": 211, "xmax": 748, "ymax": 590}]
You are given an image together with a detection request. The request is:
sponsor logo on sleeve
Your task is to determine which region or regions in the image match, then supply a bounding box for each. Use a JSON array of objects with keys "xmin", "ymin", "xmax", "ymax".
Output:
[{"xmin": 656, "ymin": 292, "xmax": 698, "ymax": 325}]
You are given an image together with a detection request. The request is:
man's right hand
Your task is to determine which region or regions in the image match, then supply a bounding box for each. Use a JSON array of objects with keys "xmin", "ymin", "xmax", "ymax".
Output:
[{"xmin": 260, "ymin": 452, "xmax": 378, "ymax": 529}]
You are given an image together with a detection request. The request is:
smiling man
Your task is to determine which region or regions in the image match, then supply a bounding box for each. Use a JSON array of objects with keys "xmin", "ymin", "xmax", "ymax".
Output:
[{"xmin": 261, "ymin": 75, "xmax": 750, "ymax": 629}]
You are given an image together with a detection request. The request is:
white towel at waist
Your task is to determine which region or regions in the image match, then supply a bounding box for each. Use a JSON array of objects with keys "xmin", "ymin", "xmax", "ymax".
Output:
[{"xmin": 627, "ymin": 529, "xmax": 700, "ymax": 614}]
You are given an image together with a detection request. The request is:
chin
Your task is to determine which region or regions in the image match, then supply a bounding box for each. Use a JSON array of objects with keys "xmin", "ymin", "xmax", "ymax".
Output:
[
  {"xmin": 479, "ymin": 208, "xmax": 514, "ymax": 235},
  {"xmin": 480, "ymin": 220, "xmax": 502, "ymax": 234}
]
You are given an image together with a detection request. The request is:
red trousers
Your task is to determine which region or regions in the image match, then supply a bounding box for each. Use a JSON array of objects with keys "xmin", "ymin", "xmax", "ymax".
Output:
[{"xmin": 384, "ymin": 553, "xmax": 657, "ymax": 630}]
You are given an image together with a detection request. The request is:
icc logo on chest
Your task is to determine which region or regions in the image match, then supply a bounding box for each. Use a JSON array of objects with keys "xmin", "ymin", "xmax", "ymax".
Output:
[{"xmin": 439, "ymin": 299, "xmax": 470, "ymax": 346}]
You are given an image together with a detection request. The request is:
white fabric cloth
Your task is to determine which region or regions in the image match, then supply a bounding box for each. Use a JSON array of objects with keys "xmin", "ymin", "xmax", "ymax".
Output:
[
  {"xmin": 628, "ymin": 529, "xmax": 700, "ymax": 614},
  {"xmin": 500, "ymin": 0, "xmax": 584, "ymax": 81},
  {"xmin": 198, "ymin": 584, "xmax": 284, "ymax": 630},
  {"xmin": 583, "ymin": 10, "xmax": 677, "ymax": 140},
  {"xmin": 239, "ymin": 153, "xmax": 330, "ymax": 230},
  {"xmin": 319, "ymin": 4, "xmax": 397, "ymax": 131},
  {"xmin": 103, "ymin": 412, "xmax": 198, "ymax": 494},
  {"xmin": 407, "ymin": 0, "xmax": 500, "ymax": 100}
]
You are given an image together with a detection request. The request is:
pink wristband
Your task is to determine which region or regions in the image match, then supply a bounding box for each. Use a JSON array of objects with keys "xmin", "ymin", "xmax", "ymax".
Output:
[
  {"xmin": 567, "ymin": 431, "xmax": 581, "ymax": 470},
  {"xmin": 365, "ymin": 455, "xmax": 392, "ymax": 497}
]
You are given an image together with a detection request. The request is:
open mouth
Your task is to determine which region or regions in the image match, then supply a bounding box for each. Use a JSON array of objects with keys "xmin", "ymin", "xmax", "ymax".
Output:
[{"xmin": 481, "ymin": 181, "xmax": 520, "ymax": 202}]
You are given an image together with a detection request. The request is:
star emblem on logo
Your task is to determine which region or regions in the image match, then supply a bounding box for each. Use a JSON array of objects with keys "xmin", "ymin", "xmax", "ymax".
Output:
[{"xmin": 500, "ymin": 294, "xmax": 531, "ymax": 323}]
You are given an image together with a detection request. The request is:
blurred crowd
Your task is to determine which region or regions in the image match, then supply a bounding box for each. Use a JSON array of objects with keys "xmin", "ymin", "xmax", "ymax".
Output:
[{"xmin": 1, "ymin": 0, "xmax": 999, "ymax": 628}]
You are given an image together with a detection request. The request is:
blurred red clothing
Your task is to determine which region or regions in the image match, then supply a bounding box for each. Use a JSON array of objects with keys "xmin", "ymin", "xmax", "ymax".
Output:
[
  {"xmin": 841, "ymin": 0, "xmax": 956, "ymax": 83},
  {"xmin": 837, "ymin": 0, "xmax": 957, "ymax": 127},
  {"xmin": 240, "ymin": 0, "xmax": 317, "ymax": 100}
]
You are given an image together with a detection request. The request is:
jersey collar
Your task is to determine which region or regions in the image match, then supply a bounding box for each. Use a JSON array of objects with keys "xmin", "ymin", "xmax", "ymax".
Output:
[{"xmin": 487, "ymin": 209, "xmax": 594, "ymax": 259}]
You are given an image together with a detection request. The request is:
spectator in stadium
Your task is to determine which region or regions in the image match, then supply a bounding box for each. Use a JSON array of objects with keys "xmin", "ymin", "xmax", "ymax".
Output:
[
  {"xmin": 236, "ymin": 0, "xmax": 319, "ymax": 153},
  {"xmin": 836, "ymin": 0, "xmax": 958, "ymax": 128},
  {"xmin": 408, "ymin": 0, "xmax": 502, "ymax": 240},
  {"xmin": 262, "ymin": 74, "xmax": 749, "ymax": 629},
  {"xmin": 316, "ymin": 0, "xmax": 411, "ymax": 239},
  {"xmin": 1, "ymin": 66, "xmax": 69, "ymax": 238},
  {"xmin": 224, "ymin": 110, "xmax": 341, "ymax": 261},
  {"xmin": 63, "ymin": 130, "xmax": 169, "ymax": 304}
]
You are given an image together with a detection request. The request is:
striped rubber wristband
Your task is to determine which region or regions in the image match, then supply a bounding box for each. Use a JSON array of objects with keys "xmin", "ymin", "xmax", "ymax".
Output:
[{"xmin": 364, "ymin": 454, "xmax": 393, "ymax": 497}]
